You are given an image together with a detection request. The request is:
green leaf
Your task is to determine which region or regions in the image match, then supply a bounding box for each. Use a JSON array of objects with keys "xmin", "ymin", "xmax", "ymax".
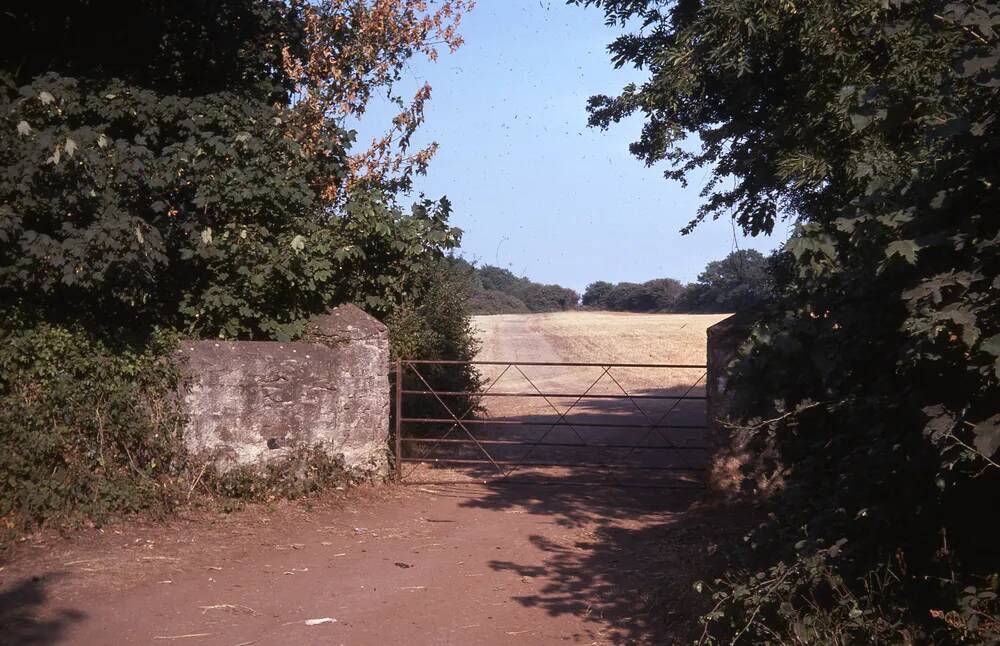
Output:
[
  {"xmin": 972, "ymin": 415, "xmax": 1000, "ymax": 457},
  {"xmin": 290, "ymin": 234, "xmax": 306, "ymax": 252},
  {"xmin": 849, "ymin": 112, "xmax": 873, "ymax": 131},
  {"xmin": 885, "ymin": 240, "xmax": 920, "ymax": 264},
  {"xmin": 980, "ymin": 334, "xmax": 1000, "ymax": 358}
]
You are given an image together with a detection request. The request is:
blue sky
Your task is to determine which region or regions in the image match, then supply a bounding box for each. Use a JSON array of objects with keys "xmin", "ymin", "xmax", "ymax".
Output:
[{"xmin": 356, "ymin": 0, "xmax": 787, "ymax": 292}]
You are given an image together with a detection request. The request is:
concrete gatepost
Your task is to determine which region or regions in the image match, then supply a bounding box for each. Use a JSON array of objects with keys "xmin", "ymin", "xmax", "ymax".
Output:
[
  {"xmin": 706, "ymin": 312, "xmax": 756, "ymax": 496},
  {"xmin": 178, "ymin": 304, "xmax": 391, "ymax": 480}
]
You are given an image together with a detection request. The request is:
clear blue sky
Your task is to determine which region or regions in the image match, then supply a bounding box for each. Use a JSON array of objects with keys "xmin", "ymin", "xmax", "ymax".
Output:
[{"xmin": 357, "ymin": 0, "xmax": 787, "ymax": 293}]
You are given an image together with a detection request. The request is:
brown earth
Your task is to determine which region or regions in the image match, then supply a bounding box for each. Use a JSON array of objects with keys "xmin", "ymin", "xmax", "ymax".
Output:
[{"xmin": 1, "ymin": 312, "xmax": 743, "ymax": 646}]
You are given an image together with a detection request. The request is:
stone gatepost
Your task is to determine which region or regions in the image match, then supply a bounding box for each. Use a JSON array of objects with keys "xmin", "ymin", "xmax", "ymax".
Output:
[{"xmin": 178, "ymin": 304, "xmax": 391, "ymax": 479}]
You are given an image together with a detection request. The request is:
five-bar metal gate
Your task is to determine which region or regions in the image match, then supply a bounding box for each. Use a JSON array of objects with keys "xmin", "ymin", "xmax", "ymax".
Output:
[{"xmin": 393, "ymin": 359, "xmax": 709, "ymax": 488}]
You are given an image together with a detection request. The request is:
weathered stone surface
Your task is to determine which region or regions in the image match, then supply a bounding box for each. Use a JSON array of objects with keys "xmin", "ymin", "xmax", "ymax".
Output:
[
  {"xmin": 706, "ymin": 311, "xmax": 782, "ymax": 496},
  {"xmin": 307, "ymin": 303, "xmax": 389, "ymax": 345},
  {"xmin": 178, "ymin": 305, "xmax": 390, "ymax": 478}
]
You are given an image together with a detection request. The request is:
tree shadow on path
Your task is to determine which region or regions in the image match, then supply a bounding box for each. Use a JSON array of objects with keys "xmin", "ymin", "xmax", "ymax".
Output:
[
  {"xmin": 0, "ymin": 573, "xmax": 85, "ymax": 645},
  {"xmin": 460, "ymin": 478, "xmax": 755, "ymax": 644}
]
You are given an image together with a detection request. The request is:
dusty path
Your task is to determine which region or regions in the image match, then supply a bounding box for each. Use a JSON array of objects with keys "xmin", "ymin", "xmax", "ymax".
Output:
[{"xmin": 1, "ymin": 312, "xmax": 732, "ymax": 645}]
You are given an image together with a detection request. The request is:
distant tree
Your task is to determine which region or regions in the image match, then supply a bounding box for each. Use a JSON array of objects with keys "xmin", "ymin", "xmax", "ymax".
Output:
[
  {"xmin": 521, "ymin": 283, "xmax": 579, "ymax": 312},
  {"xmin": 584, "ymin": 277, "xmax": 684, "ymax": 312},
  {"xmin": 582, "ymin": 281, "xmax": 614, "ymax": 308},
  {"xmin": 468, "ymin": 290, "xmax": 530, "ymax": 315},
  {"xmin": 468, "ymin": 265, "xmax": 577, "ymax": 314},
  {"xmin": 644, "ymin": 278, "xmax": 685, "ymax": 310},
  {"xmin": 477, "ymin": 265, "xmax": 521, "ymax": 294},
  {"xmin": 674, "ymin": 250, "xmax": 772, "ymax": 313}
]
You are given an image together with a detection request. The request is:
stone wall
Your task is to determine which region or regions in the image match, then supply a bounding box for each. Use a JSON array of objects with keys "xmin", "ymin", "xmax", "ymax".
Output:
[
  {"xmin": 706, "ymin": 312, "xmax": 758, "ymax": 495},
  {"xmin": 178, "ymin": 304, "xmax": 390, "ymax": 479}
]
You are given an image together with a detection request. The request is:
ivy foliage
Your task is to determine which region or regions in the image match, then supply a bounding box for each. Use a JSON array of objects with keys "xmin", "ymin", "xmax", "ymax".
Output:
[
  {"xmin": 389, "ymin": 256, "xmax": 484, "ymax": 430},
  {"xmin": 579, "ymin": 0, "xmax": 999, "ymax": 641}
]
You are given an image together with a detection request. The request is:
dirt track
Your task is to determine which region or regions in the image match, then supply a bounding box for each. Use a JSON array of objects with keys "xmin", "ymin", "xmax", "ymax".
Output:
[{"xmin": 1, "ymin": 312, "xmax": 732, "ymax": 645}]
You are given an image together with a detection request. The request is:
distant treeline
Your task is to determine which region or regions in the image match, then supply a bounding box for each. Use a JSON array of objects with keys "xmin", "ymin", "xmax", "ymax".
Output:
[
  {"xmin": 584, "ymin": 250, "xmax": 772, "ymax": 313},
  {"xmin": 458, "ymin": 250, "xmax": 772, "ymax": 316},
  {"xmin": 457, "ymin": 261, "xmax": 580, "ymax": 314}
]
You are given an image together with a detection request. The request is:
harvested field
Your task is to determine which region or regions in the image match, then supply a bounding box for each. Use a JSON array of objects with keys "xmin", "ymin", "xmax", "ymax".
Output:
[
  {"xmin": 474, "ymin": 311, "xmax": 729, "ymax": 366},
  {"xmin": 472, "ymin": 311, "xmax": 727, "ymax": 412}
]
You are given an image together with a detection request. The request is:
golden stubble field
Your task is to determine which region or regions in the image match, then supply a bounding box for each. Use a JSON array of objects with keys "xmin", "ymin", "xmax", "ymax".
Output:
[
  {"xmin": 473, "ymin": 311, "xmax": 730, "ymax": 365},
  {"xmin": 469, "ymin": 311, "xmax": 731, "ymax": 418}
]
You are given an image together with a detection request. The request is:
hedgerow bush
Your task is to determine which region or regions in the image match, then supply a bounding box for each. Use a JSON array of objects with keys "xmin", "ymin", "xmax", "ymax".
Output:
[
  {"xmin": 469, "ymin": 290, "xmax": 531, "ymax": 315},
  {"xmin": 579, "ymin": 0, "xmax": 1000, "ymax": 641},
  {"xmin": 473, "ymin": 264, "xmax": 579, "ymax": 313},
  {"xmin": 0, "ymin": 323, "xmax": 185, "ymax": 530},
  {"xmin": 388, "ymin": 256, "xmax": 484, "ymax": 437},
  {"xmin": 582, "ymin": 277, "xmax": 685, "ymax": 312}
]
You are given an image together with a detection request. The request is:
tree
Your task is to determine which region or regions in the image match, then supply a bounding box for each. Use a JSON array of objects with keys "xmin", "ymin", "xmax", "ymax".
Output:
[
  {"xmin": 0, "ymin": 1, "xmax": 476, "ymax": 527},
  {"xmin": 643, "ymin": 277, "xmax": 685, "ymax": 310},
  {"xmin": 280, "ymin": 0, "xmax": 474, "ymax": 197},
  {"xmin": 0, "ymin": 1, "xmax": 469, "ymax": 340},
  {"xmin": 582, "ymin": 280, "xmax": 614, "ymax": 307},
  {"xmin": 675, "ymin": 250, "xmax": 772, "ymax": 312},
  {"xmin": 477, "ymin": 265, "xmax": 522, "ymax": 294},
  {"xmin": 583, "ymin": 277, "xmax": 683, "ymax": 312},
  {"xmin": 579, "ymin": 0, "xmax": 999, "ymax": 641}
]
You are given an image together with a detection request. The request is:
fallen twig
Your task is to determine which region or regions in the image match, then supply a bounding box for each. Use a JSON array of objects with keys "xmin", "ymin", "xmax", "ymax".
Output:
[
  {"xmin": 187, "ymin": 462, "xmax": 211, "ymax": 501},
  {"xmin": 153, "ymin": 633, "xmax": 212, "ymax": 640},
  {"xmin": 199, "ymin": 604, "xmax": 258, "ymax": 615}
]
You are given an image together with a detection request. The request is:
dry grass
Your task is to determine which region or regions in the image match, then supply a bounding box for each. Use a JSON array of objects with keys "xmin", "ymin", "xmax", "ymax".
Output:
[
  {"xmin": 469, "ymin": 311, "xmax": 730, "ymax": 417},
  {"xmin": 473, "ymin": 311, "xmax": 729, "ymax": 364}
]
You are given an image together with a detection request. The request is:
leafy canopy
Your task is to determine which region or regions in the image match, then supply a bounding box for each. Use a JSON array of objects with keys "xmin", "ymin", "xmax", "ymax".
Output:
[
  {"xmin": 0, "ymin": 1, "xmax": 467, "ymax": 340},
  {"xmin": 578, "ymin": 0, "xmax": 999, "ymax": 641},
  {"xmin": 675, "ymin": 250, "xmax": 773, "ymax": 313}
]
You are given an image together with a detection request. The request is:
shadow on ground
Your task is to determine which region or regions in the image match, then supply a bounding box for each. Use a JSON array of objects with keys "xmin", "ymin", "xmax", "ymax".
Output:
[
  {"xmin": 400, "ymin": 385, "xmax": 711, "ymax": 490},
  {"xmin": 405, "ymin": 370, "xmax": 752, "ymax": 642},
  {"xmin": 0, "ymin": 573, "xmax": 85, "ymax": 645},
  {"xmin": 462, "ymin": 478, "xmax": 756, "ymax": 644}
]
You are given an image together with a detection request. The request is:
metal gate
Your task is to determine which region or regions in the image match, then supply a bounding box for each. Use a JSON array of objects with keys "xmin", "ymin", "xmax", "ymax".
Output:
[{"xmin": 393, "ymin": 359, "xmax": 709, "ymax": 488}]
